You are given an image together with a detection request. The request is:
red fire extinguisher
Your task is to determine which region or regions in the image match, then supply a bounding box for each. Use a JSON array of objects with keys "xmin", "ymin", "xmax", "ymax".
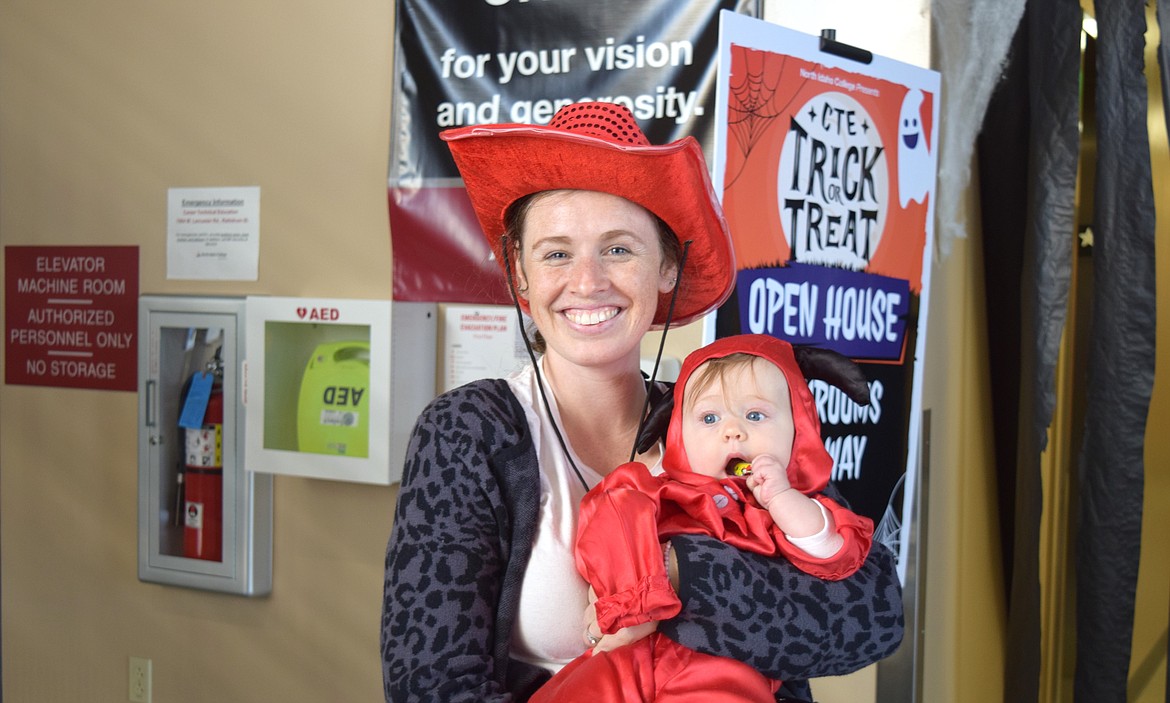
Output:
[{"xmin": 179, "ymin": 351, "xmax": 224, "ymax": 561}]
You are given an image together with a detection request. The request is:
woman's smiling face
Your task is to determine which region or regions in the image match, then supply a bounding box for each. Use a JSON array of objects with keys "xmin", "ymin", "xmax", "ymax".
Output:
[{"xmin": 515, "ymin": 190, "xmax": 676, "ymax": 372}]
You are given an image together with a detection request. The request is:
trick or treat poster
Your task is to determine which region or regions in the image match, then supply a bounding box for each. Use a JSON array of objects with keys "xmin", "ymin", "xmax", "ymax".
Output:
[{"xmin": 713, "ymin": 11, "xmax": 940, "ymax": 582}]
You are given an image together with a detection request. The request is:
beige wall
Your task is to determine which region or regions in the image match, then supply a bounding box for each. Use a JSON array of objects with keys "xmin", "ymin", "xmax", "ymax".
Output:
[
  {"xmin": 1, "ymin": 0, "xmax": 397, "ymax": 700},
  {"xmin": 0, "ymin": 0, "xmax": 1079, "ymax": 702}
]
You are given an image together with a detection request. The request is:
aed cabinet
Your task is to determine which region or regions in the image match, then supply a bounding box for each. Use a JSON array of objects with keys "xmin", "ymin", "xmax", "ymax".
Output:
[
  {"xmin": 243, "ymin": 297, "xmax": 436, "ymax": 485},
  {"xmin": 137, "ymin": 295, "xmax": 273, "ymax": 595}
]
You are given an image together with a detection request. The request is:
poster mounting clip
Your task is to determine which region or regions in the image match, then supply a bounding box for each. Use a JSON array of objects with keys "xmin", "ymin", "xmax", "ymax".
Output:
[{"xmin": 819, "ymin": 29, "xmax": 873, "ymax": 64}]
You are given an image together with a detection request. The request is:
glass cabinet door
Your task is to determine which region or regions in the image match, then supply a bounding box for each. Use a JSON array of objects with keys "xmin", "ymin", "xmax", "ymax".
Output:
[{"xmin": 137, "ymin": 296, "xmax": 271, "ymax": 595}]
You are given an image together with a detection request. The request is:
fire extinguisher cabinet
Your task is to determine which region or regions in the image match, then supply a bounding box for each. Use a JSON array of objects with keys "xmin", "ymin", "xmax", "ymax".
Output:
[{"xmin": 137, "ymin": 295, "xmax": 273, "ymax": 595}]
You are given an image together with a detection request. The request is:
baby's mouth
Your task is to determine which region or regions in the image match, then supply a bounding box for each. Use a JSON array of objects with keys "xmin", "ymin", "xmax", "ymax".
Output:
[{"xmin": 725, "ymin": 457, "xmax": 752, "ymax": 476}]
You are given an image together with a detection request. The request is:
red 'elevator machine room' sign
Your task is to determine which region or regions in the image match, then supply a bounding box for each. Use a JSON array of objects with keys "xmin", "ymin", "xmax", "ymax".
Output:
[{"xmin": 5, "ymin": 246, "xmax": 139, "ymax": 391}]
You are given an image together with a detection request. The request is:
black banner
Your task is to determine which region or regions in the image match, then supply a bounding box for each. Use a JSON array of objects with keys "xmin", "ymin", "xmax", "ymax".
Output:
[{"xmin": 389, "ymin": 0, "xmax": 758, "ymax": 303}]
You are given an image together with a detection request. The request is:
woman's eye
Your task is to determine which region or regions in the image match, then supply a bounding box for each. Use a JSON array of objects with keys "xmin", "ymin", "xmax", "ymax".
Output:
[
  {"xmin": 746, "ymin": 411, "xmax": 765, "ymax": 422},
  {"xmin": 701, "ymin": 413, "xmax": 718, "ymax": 425},
  {"xmin": 607, "ymin": 246, "xmax": 631, "ymax": 256}
]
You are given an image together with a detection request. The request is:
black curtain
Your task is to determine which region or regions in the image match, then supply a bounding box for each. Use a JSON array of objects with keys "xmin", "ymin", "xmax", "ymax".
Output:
[
  {"xmin": 979, "ymin": 0, "xmax": 1158, "ymax": 699},
  {"xmin": 1075, "ymin": 1, "xmax": 1158, "ymax": 700},
  {"xmin": 978, "ymin": 0, "xmax": 1081, "ymax": 699},
  {"xmin": 977, "ymin": 12, "xmax": 1029, "ymax": 604}
]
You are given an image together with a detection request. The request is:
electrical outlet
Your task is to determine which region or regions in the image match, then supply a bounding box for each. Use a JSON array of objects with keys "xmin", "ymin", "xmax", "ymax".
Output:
[{"xmin": 129, "ymin": 656, "xmax": 152, "ymax": 703}]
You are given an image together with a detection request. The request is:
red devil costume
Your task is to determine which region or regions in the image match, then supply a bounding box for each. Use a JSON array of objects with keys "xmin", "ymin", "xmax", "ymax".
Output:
[{"xmin": 531, "ymin": 334, "xmax": 874, "ymax": 703}]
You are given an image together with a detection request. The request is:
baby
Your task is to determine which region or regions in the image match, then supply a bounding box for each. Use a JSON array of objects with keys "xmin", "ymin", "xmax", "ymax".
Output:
[{"xmin": 532, "ymin": 334, "xmax": 874, "ymax": 703}]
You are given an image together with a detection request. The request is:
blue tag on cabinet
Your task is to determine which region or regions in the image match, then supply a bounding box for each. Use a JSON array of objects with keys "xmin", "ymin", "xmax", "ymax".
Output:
[{"xmin": 179, "ymin": 372, "xmax": 214, "ymax": 429}]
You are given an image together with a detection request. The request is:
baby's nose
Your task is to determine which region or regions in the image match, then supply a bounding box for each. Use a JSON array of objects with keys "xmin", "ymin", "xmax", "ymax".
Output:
[{"xmin": 723, "ymin": 421, "xmax": 746, "ymax": 440}]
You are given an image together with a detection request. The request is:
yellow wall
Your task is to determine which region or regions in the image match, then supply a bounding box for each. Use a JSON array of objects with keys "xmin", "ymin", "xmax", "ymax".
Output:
[
  {"xmin": 0, "ymin": 1, "xmax": 1024, "ymax": 702},
  {"xmin": 918, "ymin": 178, "xmax": 1007, "ymax": 701}
]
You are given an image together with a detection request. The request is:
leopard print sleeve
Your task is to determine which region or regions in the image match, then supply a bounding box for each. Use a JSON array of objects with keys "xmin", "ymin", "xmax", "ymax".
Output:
[
  {"xmin": 381, "ymin": 380, "xmax": 532, "ymax": 702},
  {"xmin": 662, "ymin": 534, "xmax": 903, "ymax": 692}
]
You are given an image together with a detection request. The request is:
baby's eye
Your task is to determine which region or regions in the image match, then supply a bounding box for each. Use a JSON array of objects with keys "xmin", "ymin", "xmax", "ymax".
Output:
[
  {"xmin": 746, "ymin": 410, "xmax": 765, "ymax": 422},
  {"xmin": 701, "ymin": 413, "xmax": 719, "ymax": 425}
]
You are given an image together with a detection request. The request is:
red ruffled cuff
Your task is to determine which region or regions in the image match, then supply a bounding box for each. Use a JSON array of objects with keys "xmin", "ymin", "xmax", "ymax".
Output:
[{"xmin": 593, "ymin": 573, "xmax": 681, "ymax": 634}]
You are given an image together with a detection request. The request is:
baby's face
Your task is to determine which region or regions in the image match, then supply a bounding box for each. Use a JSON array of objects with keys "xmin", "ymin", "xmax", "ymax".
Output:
[{"xmin": 680, "ymin": 358, "xmax": 795, "ymax": 479}]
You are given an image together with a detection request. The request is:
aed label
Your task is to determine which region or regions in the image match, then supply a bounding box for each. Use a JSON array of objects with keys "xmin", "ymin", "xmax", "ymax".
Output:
[
  {"xmin": 323, "ymin": 386, "xmax": 365, "ymax": 406},
  {"xmin": 296, "ymin": 306, "xmax": 341, "ymax": 321}
]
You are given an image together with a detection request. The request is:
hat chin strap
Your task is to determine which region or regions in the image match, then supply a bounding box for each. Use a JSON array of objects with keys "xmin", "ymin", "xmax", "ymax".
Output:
[
  {"xmin": 501, "ymin": 235, "xmax": 593, "ymax": 492},
  {"xmin": 629, "ymin": 240, "xmax": 692, "ymax": 462}
]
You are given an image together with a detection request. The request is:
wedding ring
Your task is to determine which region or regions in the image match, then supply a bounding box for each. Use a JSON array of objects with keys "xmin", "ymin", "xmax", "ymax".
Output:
[{"xmin": 584, "ymin": 627, "xmax": 600, "ymax": 646}]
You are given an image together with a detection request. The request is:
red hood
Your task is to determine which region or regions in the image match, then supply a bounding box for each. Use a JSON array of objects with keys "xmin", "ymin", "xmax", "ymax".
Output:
[{"xmin": 663, "ymin": 334, "xmax": 832, "ymax": 494}]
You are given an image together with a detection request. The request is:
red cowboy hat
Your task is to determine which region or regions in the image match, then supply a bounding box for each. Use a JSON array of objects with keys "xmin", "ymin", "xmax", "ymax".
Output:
[{"xmin": 440, "ymin": 101, "xmax": 735, "ymax": 328}]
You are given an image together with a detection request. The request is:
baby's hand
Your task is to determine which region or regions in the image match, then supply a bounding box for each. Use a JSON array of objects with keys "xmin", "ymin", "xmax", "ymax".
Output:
[{"xmin": 744, "ymin": 454, "xmax": 793, "ymax": 509}]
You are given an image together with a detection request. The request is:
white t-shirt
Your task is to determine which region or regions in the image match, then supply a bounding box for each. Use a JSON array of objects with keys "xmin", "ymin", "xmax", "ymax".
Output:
[{"xmin": 505, "ymin": 361, "xmax": 664, "ymax": 673}]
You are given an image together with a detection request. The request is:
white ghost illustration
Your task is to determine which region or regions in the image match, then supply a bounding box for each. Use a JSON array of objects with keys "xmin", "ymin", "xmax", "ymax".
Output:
[{"xmin": 897, "ymin": 89, "xmax": 932, "ymax": 207}]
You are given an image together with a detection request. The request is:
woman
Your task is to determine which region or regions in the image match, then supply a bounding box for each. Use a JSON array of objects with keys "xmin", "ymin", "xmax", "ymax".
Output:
[{"xmin": 381, "ymin": 102, "xmax": 903, "ymax": 702}]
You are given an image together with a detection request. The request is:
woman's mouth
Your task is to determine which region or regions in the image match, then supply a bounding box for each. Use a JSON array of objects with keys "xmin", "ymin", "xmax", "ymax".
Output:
[{"xmin": 564, "ymin": 307, "xmax": 620, "ymax": 326}]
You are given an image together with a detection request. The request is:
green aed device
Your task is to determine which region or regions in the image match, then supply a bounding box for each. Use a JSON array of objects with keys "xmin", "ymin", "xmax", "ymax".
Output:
[{"xmin": 297, "ymin": 341, "xmax": 370, "ymax": 458}]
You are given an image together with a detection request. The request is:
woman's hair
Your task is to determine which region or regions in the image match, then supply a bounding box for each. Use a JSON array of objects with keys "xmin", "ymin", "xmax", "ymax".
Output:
[{"xmin": 502, "ymin": 191, "xmax": 683, "ymax": 354}]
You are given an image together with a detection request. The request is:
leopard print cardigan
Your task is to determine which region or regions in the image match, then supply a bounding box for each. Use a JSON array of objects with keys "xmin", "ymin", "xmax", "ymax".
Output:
[{"xmin": 381, "ymin": 378, "xmax": 903, "ymax": 702}]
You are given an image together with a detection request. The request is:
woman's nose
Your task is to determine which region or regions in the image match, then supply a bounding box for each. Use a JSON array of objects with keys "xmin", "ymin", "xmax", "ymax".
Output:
[{"xmin": 569, "ymin": 257, "xmax": 607, "ymax": 292}]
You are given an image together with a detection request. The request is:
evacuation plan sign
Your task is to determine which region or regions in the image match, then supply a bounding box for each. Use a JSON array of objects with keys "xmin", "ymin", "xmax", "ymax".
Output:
[{"xmin": 5, "ymin": 246, "xmax": 139, "ymax": 391}]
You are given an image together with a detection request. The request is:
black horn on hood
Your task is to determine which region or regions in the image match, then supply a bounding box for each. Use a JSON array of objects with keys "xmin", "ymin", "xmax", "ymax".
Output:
[{"xmin": 792, "ymin": 346, "xmax": 872, "ymax": 407}]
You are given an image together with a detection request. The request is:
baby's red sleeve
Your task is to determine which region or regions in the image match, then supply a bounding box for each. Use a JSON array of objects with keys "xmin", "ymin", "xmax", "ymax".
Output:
[{"xmin": 575, "ymin": 463, "xmax": 681, "ymax": 635}]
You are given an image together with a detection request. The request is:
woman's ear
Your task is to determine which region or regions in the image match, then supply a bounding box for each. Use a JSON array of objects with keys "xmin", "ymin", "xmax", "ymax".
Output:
[
  {"xmin": 659, "ymin": 262, "xmax": 679, "ymax": 295},
  {"xmin": 511, "ymin": 253, "xmax": 530, "ymax": 299}
]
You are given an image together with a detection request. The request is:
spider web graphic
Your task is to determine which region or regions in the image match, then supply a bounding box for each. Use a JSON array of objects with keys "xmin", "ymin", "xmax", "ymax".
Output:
[
  {"xmin": 872, "ymin": 471, "xmax": 906, "ymax": 570},
  {"xmin": 724, "ymin": 49, "xmax": 813, "ymax": 191}
]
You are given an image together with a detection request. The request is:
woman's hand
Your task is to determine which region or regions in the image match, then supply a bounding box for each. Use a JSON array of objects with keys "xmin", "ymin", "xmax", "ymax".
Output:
[
  {"xmin": 582, "ymin": 586, "xmax": 659, "ymax": 654},
  {"xmin": 592, "ymin": 620, "xmax": 658, "ymax": 653}
]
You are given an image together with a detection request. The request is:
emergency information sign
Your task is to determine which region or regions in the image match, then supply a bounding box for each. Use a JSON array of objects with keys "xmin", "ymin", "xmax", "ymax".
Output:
[{"xmin": 5, "ymin": 245, "xmax": 139, "ymax": 391}]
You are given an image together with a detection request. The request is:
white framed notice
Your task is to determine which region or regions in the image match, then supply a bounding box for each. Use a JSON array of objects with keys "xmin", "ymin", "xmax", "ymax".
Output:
[
  {"xmin": 441, "ymin": 304, "xmax": 527, "ymax": 393},
  {"xmin": 167, "ymin": 186, "xmax": 260, "ymax": 280}
]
